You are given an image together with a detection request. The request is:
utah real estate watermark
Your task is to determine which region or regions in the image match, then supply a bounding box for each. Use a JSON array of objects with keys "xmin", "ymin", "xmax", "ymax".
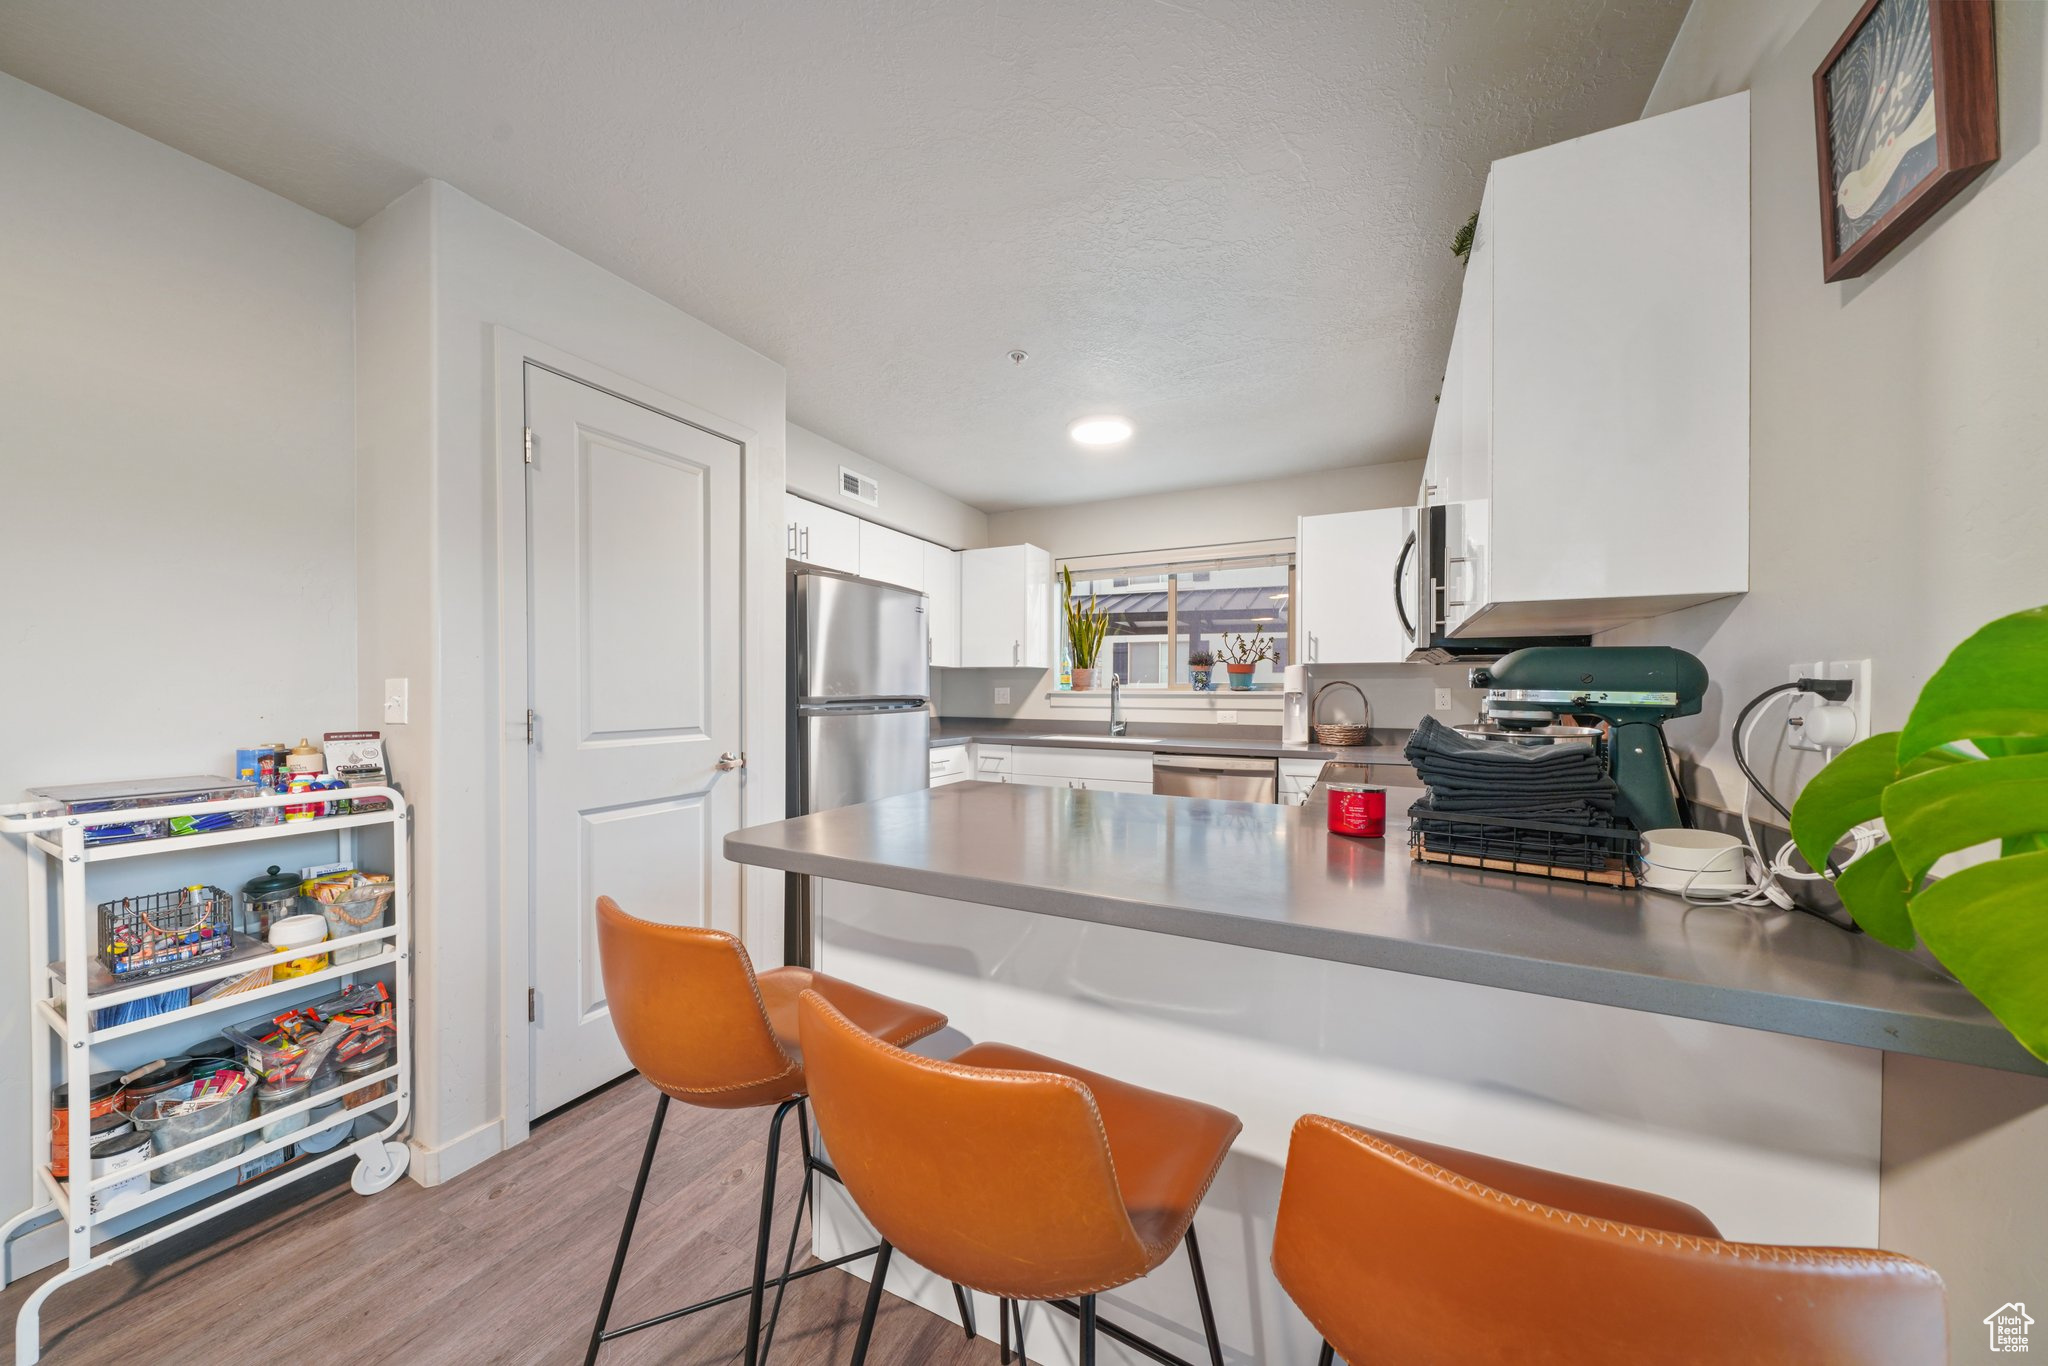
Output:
[{"xmin": 1985, "ymin": 1302, "xmax": 2034, "ymax": 1354}]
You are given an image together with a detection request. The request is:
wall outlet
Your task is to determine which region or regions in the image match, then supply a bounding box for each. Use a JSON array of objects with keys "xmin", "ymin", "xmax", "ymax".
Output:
[
  {"xmin": 1434, "ymin": 688, "xmax": 1454, "ymax": 712},
  {"xmin": 1217, "ymin": 710, "xmax": 1238, "ymax": 725},
  {"xmin": 383, "ymin": 678, "xmax": 409, "ymax": 725},
  {"xmin": 992, "ymin": 686, "xmax": 1011, "ymax": 706},
  {"xmin": 1787, "ymin": 659, "xmax": 1871, "ymax": 753}
]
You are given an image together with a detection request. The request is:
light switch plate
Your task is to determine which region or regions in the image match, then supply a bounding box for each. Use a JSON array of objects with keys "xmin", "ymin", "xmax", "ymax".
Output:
[
  {"xmin": 1434, "ymin": 688, "xmax": 1454, "ymax": 711},
  {"xmin": 1217, "ymin": 710, "xmax": 1238, "ymax": 725},
  {"xmin": 993, "ymin": 686, "xmax": 1011, "ymax": 706},
  {"xmin": 383, "ymin": 678, "xmax": 410, "ymax": 725}
]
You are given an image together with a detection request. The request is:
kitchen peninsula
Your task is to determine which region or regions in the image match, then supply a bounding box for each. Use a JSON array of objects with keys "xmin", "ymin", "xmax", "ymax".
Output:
[{"xmin": 727, "ymin": 781, "xmax": 2045, "ymax": 1365}]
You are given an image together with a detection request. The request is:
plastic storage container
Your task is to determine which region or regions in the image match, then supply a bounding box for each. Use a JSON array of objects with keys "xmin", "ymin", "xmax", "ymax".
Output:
[
  {"xmin": 268, "ymin": 914, "xmax": 330, "ymax": 981},
  {"xmin": 310, "ymin": 877, "xmax": 393, "ymax": 963},
  {"xmin": 130, "ymin": 1073, "xmax": 256, "ymax": 1182}
]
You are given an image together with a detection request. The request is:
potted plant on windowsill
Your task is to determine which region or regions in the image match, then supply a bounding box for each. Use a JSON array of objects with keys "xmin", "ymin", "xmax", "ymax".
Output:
[
  {"xmin": 1062, "ymin": 565, "xmax": 1111, "ymax": 691},
  {"xmin": 1215, "ymin": 629, "xmax": 1277, "ymax": 691},
  {"xmin": 1188, "ymin": 649, "xmax": 1215, "ymax": 692}
]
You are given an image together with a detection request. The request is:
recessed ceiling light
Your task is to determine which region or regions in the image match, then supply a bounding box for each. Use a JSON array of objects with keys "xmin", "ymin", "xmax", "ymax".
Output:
[{"xmin": 1069, "ymin": 415, "xmax": 1133, "ymax": 447}]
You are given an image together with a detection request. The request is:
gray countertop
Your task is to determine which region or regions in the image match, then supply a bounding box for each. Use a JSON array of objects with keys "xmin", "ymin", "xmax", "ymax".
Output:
[
  {"xmin": 725, "ymin": 782, "xmax": 2043, "ymax": 1076},
  {"xmin": 927, "ymin": 719, "xmax": 1409, "ymax": 765}
]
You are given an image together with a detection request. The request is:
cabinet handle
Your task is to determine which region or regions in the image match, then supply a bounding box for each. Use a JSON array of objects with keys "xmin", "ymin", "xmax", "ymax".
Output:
[
  {"xmin": 1013, "ymin": 640, "xmax": 1021, "ymax": 666},
  {"xmin": 800, "ymin": 526, "xmax": 811, "ymax": 559},
  {"xmin": 787, "ymin": 522, "xmax": 797, "ymax": 555}
]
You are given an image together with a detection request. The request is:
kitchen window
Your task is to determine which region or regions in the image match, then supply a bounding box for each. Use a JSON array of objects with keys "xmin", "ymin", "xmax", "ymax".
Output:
[{"xmin": 1058, "ymin": 540, "xmax": 1294, "ymax": 691}]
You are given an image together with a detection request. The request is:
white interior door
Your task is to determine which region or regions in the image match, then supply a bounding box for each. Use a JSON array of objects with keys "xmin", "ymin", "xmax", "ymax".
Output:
[{"xmin": 525, "ymin": 365, "xmax": 743, "ymax": 1114}]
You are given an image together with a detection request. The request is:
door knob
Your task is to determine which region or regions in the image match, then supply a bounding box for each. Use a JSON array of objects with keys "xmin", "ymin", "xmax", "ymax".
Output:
[{"xmin": 716, "ymin": 751, "xmax": 745, "ymax": 771}]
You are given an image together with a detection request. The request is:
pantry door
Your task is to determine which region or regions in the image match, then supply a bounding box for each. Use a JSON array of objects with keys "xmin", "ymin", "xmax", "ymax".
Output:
[{"xmin": 525, "ymin": 364, "xmax": 743, "ymax": 1115}]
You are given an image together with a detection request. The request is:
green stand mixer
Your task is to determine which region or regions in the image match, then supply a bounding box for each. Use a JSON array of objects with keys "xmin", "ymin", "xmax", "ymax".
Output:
[{"xmin": 1466, "ymin": 646, "xmax": 1709, "ymax": 832}]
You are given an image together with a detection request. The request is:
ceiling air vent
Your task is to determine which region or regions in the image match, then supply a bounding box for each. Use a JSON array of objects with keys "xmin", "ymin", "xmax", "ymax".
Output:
[{"xmin": 838, "ymin": 466, "xmax": 880, "ymax": 507}]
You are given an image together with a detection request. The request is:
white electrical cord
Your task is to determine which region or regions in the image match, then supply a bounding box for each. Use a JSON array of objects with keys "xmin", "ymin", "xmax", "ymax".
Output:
[{"xmin": 1678, "ymin": 691, "xmax": 1879, "ymax": 909}]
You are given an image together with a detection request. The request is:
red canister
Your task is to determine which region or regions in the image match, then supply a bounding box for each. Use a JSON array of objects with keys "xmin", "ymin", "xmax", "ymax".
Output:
[{"xmin": 1326, "ymin": 783, "xmax": 1387, "ymax": 839}]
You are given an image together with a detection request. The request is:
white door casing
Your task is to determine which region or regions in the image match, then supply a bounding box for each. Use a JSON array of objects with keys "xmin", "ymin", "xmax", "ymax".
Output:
[{"xmin": 525, "ymin": 364, "xmax": 744, "ymax": 1114}]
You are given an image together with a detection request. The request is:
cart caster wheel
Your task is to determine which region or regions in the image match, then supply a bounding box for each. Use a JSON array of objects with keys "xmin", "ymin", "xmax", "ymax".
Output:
[{"xmin": 351, "ymin": 1140, "xmax": 410, "ymax": 1195}]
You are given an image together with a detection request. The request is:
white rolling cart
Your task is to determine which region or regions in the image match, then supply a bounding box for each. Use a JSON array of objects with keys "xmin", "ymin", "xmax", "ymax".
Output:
[{"xmin": 0, "ymin": 785, "xmax": 413, "ymax": 1364}]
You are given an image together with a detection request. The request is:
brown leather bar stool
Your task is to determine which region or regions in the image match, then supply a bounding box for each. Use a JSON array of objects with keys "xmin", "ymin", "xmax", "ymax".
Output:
[
  {"xmin": 585, "ymin": 896, "xmax": 972, "ymax": 1366},
  {"xmin": 1272, "ymin": 1113, "xmax": 1948, "ymax": 1365},
  {"xmin": 797, "ymin": 988, "xmax": 1243, "ymax": 1366}
]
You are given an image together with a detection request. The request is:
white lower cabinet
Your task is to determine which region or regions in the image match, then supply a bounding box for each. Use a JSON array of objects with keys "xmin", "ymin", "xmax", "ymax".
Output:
[{"xmin": 929, "ymin": 745, "xmax": 970, "ymax": 786}]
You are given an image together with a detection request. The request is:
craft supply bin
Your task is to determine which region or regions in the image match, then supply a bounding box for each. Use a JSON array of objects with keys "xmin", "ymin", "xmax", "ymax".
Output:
[{"xmin": 0, "ymin": 784, "xmax": 412, "ymax": 1365}]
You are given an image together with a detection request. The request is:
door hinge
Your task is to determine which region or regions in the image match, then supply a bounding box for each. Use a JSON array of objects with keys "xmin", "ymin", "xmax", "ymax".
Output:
[
  {"xmin": 527, "ymin": 987, "xmax": 536, "ymax": 1022},
  {"xmin": 525, "ymin": 709, "xmax": 537, "ymax": 744},
  {"xmin": 523, "ymin": 427, "xmax": 535, "ymax": 464}
]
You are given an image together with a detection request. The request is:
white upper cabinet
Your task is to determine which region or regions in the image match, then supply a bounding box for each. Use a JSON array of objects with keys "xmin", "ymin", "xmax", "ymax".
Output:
[
  {"xmin": 1425, "ymin": 91, "xmax": 1749, "ymax": 638},
  {"xmin": 958, "ymin": 544, "xmax": 1052, "ymax": 669},
  {"xmin": 857, "ymin": 520, "xmax": 925, "ymax": 591},
  {"xmin": 1296, "ymin": 508, "xmax": 1412, "ymax": 664},
  {"xmin": 923, "ymin": 541, "xmax": 962, "ymax": 668},
  {"xmin": 785, "ymin": 493, "xmax": 861, "ymax": 575}
]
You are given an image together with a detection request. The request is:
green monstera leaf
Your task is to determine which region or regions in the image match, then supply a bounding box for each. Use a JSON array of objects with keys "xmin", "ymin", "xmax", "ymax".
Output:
[{"xmin": 1789, "ymin": 607, "xmax": 2048, "ymax": 1062}]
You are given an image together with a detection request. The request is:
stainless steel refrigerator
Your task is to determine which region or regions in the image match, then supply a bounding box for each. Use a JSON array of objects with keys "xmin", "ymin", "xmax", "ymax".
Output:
[{"xmin": 786, "ymin": 567, "xmax": 931, "ymax": 959}]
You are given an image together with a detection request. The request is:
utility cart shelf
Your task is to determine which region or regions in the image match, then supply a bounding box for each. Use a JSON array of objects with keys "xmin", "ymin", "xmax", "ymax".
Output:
[{"xmin": 0, "ymin": 786, "xmax": 413, "ymax": 1365}]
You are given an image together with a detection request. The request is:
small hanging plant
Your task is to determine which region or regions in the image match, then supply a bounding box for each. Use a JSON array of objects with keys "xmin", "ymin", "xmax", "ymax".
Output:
[{"xmin": 1791, "ymin": 605, "xmax": 2048, "ymax": 1061}]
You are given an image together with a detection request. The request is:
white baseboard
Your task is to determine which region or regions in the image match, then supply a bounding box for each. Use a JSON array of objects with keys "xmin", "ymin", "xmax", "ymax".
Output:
[{"xmin": 406, "ymin": 1117, "xmax": 506, "ymax": 1187}]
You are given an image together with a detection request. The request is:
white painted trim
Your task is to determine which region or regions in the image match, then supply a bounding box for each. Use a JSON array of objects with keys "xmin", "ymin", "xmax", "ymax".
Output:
[
  {"xmin": 489, "ymin": 327, "xmax": 765, "ymax": 1152},
  {"xmin": 405, "ymin": 1117, "xmax": 507, "ymax": 1187}
]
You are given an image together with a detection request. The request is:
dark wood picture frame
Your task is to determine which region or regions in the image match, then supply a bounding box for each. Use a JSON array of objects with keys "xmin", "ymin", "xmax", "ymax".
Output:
[{"xmin": 1812, "ymin": 0, "xmax": 1998, "ymax": 282}]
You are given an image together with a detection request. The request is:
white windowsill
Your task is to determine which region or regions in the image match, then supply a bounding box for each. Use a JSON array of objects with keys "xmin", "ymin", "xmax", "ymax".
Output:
[{"xmin": 1043, "ymin": 690, "xmax": 1282, "ymax": 710}]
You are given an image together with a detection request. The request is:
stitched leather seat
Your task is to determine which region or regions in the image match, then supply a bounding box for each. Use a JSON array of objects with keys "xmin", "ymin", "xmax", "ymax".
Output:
[
  {"xmin": 799, "ymin": 989, "xmax": 1241, "ymax": 1366},
  {"xmin": 583, "ymin": 896, "xmax": 952, "ymax": 1366},
  {"xmin": 948, "ymin": 1041, "xmax": 1242, "ymax": 1271},
  {"xmin": 1272, "ymin": 1114, "xmax": 1948, "ymax": 1366},
  {"xmin": 596, "ymin": 895, "xmax": 946, "ymax": 1109}
]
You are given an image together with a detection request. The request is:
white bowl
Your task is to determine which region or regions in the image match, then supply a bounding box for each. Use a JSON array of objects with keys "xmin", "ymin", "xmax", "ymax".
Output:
[{"xmin": 1639, "ymin": 828, "xmax": 1747, "ymax": 894}]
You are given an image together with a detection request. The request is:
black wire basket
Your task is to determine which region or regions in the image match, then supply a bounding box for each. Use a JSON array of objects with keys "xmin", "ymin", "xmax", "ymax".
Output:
[
  {"xmin": 97, "ymin": 885, "xmax": 241, "ymax": 981},
  {"xmin": 1407, "ymin": 808, "xmax": 1641, "ymax": 887}
]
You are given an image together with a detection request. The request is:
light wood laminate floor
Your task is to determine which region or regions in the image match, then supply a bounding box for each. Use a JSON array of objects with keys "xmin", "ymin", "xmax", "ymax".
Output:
[{"xmin": 3, "ymin": 1077, "xmax": 1005, "ymax": 1363}]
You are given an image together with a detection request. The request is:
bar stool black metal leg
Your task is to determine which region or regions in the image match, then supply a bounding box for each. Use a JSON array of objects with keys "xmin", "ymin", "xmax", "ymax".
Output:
[
  {"xmin": 584, "ymin": 1093, "xmax": 669, "ymax": 1366},
  {"xmin": 1078, "ymin": 1294, "xmax": 1098, "ymax": 1366},
  {"xmin": 952, "ymin": 1282, "xmax": 977, "ymax": 1339},
  {"xmin": 1013, "ymin": 1298, "xmax": 1027, "ymax": 1359},
  {"xmin": 742, "ymin": 1098, "xmax": 801, "ymax": 1366},
  {"xmin": 1318, "ymin": 1341, "xmax": 1335, "ymax": 1366},
  {"xmin": 757, "ymin": 1101, "xmax": 817, "ymax": 1365},
  {"xmin": 850, "ymin": 1241, "xmax": 895, "ymax": 1366},
  {"xmin": 1184, "ymin": 1225, "xmax": 1224, "ymax": 1366},
  {"xmin": 1000, "ymin": 1297, "xmax": 1012, "ymax": 1363}
]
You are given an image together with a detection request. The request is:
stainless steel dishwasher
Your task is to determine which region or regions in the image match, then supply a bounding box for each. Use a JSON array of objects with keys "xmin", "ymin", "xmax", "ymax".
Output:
[{"xmin": 1151, "ymin": 752, "xmax": 1279, "ymax": 802}]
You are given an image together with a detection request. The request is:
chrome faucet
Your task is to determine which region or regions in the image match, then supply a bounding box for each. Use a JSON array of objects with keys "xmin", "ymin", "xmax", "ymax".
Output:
[{"xmin": 1109, "ymin": 673, "xmax": 1127, "ymax": 737}]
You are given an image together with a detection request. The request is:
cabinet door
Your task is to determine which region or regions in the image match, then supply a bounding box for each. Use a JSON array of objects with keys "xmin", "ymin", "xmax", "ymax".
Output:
[
  {"xmin": 923, "ymin": 542, "xmax": 961, "ymax": 668},
  {"xmin": 1297, "ymin": 509, "xmax": 1411, "ymax": 664},
  {"xmin": 782, "ymin": 492, "xmax": 808, "ymax": 561},
  {"xmin": 858, "ymin": 522, "xmax": 925, "ymax": 590},
  {"xmin": 958, "ymin": 544, "xmax": 1050, "ymax": 668},
  {"xmin": 802, "ymin": 499, "xmax": 862, "ymax": 575}
]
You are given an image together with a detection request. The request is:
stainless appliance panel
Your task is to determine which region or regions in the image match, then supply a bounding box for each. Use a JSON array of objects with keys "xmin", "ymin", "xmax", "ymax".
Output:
[
  {"xmin": 797, "ymin": 572, "xmax": 930, "ymax": 702},
  {"xmin": 1151, "ymin": 752, "xmax": 1279, "ymax": 803},
  {"xmin": 800, "ymin": 706, "xmax": 932, "ymax": 812}
]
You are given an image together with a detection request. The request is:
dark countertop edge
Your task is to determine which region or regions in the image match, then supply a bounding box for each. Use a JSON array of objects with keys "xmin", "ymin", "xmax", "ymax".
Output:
[{"xmin": 725, "ymin": 832, "xmax": 2047, "ymax": 1078}]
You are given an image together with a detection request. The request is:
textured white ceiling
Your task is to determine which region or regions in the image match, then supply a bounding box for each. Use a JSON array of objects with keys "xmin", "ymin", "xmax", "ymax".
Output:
[{"xmin": 0, "ymin": 1, "xmax": 1684, "ymax": 510}]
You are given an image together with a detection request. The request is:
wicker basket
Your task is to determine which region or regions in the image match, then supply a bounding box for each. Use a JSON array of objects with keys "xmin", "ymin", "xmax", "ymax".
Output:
[{"xmin": 1311, "ymin": 681, "xmax": 1371, "ymax": 747}]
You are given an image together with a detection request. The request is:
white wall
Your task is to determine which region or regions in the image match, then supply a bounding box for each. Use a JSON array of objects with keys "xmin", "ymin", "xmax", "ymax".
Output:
[
  {"xmin": 355, "ymin": 180, "xmax": 788, "ymax": 1182},
  {"xmin": 0, "ymin": 74, "xmax": 357, "ymax": 1255},
  {"xmin": 1617, "ymin": 0, "xmax": 2048, "ymax": 811},
  {"xmin": 938, "ymin": 459, "xmax": 1480, "ymax": 727},
  {"xmin": 787, "ymin": 422, "xmax": 987, "ymax": 549},
  {"xmin": 1635, "ymin": 3, "xmax": 2048, "ymax": 1350}
]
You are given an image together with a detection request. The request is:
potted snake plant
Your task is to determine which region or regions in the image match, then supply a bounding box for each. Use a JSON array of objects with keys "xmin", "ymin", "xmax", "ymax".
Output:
[{"xmin": 1062, "ymin": 566, "xmax": 1111, "ymax": 690}]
